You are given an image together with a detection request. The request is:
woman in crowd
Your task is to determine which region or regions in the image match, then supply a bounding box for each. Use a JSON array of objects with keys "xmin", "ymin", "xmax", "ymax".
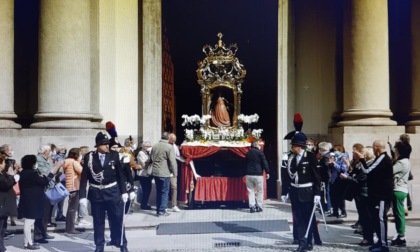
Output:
[
  {"xmin": 18, "ymin": 155, "xmax": 50, "ymax": 250},
  {"xmin": 0, "ymin": 156, "xmax": 18, "ymax": 252},
  {"xmin": 63, "ymin": 148, "xmax": 83, "ymax": 234},
  {"xmin": 328, "ymin": 144, "xmax": 349, "ymax": 218},
  {"xmin": 137, "ymin": 141, "xmax": 153, "ymax": 210},
  {"xmin": 341, "ymin": 144, "xmax": 374, "ymax": 246},
  {"xmin": 390, "ymin": 141, "xmax": 411, "ymax": 247}
]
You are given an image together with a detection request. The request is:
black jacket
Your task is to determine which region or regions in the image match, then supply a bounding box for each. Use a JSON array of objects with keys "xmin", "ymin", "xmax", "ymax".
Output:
[
  {"xmin": 245, "ymin": 147, "xmax": 269, "ymax": 176},
  {"xmin": 317, "ymin": 151, "xmax": 331, "ymax": 183},
  {"xmin": 0, "ymin": 172, "xmax": 18, "ymax": 218},
  {"xmin": 360, "ymin": 152, "xmax": 393, "ymax": 201},
  {"xmin": 18, "ymin": 169, "xmax": 49, "ymax": 219}
]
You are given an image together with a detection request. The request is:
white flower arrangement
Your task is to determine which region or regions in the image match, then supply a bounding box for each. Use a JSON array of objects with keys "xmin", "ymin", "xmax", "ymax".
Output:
[
  {"xmin": 237, "ymin": 113, "xmax": 259, "ymax": 124},
  {"xmin": 184, "ymin": 129, "xmax": 194, "ymax": 141},
  {"xmin": 252, "ymin": 129, "xmax": 263, "ymax": 139},
  {"xmin": 181, "ymin": 114, "xmax": 211, "ymax": 126},
  {"xmin": 181, "ymin": 114, "xmax": 262, "ymax": 142}
]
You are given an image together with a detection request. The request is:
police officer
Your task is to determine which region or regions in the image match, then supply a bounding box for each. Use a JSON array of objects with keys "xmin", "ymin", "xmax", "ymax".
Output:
[
  {"xmin": 287, "ymin": 132, "xmax": 321, "ymax": 252},
  {"xmin": 79, "ymin": 132, "xmax": 129, "ymax": 252}
]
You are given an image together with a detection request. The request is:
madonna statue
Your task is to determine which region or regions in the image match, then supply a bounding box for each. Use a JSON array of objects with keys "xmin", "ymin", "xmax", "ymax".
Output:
[{"xmin": 210, "ymin": 97, "xmax": 231, "ymax": 127}]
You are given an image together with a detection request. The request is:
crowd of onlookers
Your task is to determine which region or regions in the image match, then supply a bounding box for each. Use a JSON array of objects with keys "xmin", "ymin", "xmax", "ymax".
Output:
[
  {"xmin": 0, "ymin": 132, "xmax": 183, "ymax": 250},
  {"xmin": 307, "ymin": 134, "xmax": 413, "ymax": 250}
]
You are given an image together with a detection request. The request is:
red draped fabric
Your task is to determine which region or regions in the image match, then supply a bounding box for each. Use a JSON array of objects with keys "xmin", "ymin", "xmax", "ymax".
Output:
[
  {"xmin": 181, "ymin": 146, "xmax": 220, "ymax": 164},
  {"xmin": 179, "ymin": 144, "xmax": 267, "ymax": 202},
  {"xmin": 194, "ymin": 177, "xmax": 248, "ymax": 201},
  {"xmin": 228, "ymin": 147, "xmax": 250, "ymax": 158},
  {"xmin": 179, "ymin": 145, "xmax": 220, "ymax": 201}
]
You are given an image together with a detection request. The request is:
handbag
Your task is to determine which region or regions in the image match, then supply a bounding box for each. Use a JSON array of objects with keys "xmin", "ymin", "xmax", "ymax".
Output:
[
  {"xmin": 45, "ymin": 182, "xmax": 69, "ymax": 205},
  {"xmin": 13, "ymin": 182, "xmax": 20, "ymax": 196},
  {"xmin": 408, "ymin": 171, "xmax": 413, "ymax": 181}
]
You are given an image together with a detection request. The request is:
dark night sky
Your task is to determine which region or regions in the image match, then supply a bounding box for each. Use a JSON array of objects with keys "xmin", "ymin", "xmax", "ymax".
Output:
[{"xmin": 162, "ymin": 0, "xmax": 279, "ymax": 151}]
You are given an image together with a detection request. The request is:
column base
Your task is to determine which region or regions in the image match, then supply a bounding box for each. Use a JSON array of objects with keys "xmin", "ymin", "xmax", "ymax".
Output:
[
  {"xmin": 338, "ymin": 109, "xmax": 396, "ymax": 126},
  {"xmin": 31, "ymin": 120, "xmax": 99, "ymax": 129},
  {"xmin": 330, "ymin": 126, "xmax": 405, "ymax": 149},
  {"xmin": 0, "ymin": 119, "xmax": 22, "ymax": 129},
  {"xmin": 32, "ymin": 112, "xmax": 99, "ymax": 129}
]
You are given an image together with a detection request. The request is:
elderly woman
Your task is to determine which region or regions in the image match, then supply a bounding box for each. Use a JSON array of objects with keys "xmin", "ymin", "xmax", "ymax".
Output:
[
  {"xmin": 63, "ymin": 148, "xmax": 83, "ymax": 234},
  {"xmin": 18, "ymin": 155, "xmax": 51, "ymax": 250},
  {"xmin": 390, "ymin": 141, "xmax": 411, "ymax": 247},
  {"xmin": 136, "ymin": 141, "xmax": 153, "ymax": 210},
  {"xmin": 0, "ymin": 156, "xmax": 18, "ymax": 252}
]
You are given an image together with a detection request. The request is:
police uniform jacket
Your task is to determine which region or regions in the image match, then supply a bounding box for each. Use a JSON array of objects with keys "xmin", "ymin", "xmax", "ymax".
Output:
[
  {"xmin": 281, "ymin": 152, "xmax": 293, "ymax": 196},
  {"xmin": 288, "ymin": 150, "xmax": 321, "ymax": 203},
  {"xmin": 80, "ymin": 150, "xmax": 127, "ymax": 203}
]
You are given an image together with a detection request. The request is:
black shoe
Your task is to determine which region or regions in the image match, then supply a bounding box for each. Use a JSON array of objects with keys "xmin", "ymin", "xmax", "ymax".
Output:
[
  {"xmin": 391, "ymin": 236, "xmax": 406, "ymax": 247},
  {"xmin": 11, "ymin": 220, "xmax": 16, "ymax": 226},
  {"xmin": 350, "ymin": 222, "xmax": 359, "ymax": 229},
  {"xmin": 44, "ymin": 234, "xmax": 55, "ymax": 239},
  {"xmin": 292, "ymin": 239, "xmax": 299, "ymax": 245},
  {"xmin": 120, "ymin": 246, "xmax": 129, "ymax": 252},
  {"xmin": 256, "ymin": 206, "xmax": 263, "ymax": 212},
  {"xmin": 24, "ymin": 244, "xmax": 40, "ymax": 250},
  {"xmin": 47, "ymin": 222, "xmax": 57, "ymax": 227},
  {"xmin": 34, "ymin": 239, "xmax": 48, "ymax": 244},
  {"xmin": 338, "ymin": 213, "xmax": 347, "ymax": 218},
  {"xmin": 55, "ymin": 216, "xmax": 66, "ymax": 222},
  {"xmin": 307, "ymin": 244, "xmax": 313, "ymax": 251},
  {"xmin": 141, "ymin": 205, "xmax": 152, "ymax": 210},
  {"xmin": 250, "ymin": 206, "xmax": 256, "ymax": 213},
  {"xmin": 314, "ymin": 240, "xmax": 322, "ymax": 246},
  {"xmin": 106, "ymin": 241, "xmax": 121, "ymax": 248}
]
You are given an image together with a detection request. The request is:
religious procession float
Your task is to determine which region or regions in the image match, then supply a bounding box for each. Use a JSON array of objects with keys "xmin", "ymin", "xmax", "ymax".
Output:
[{"xmin": 179, "ymin": 33, "xmax": 266, "ymax": 207}]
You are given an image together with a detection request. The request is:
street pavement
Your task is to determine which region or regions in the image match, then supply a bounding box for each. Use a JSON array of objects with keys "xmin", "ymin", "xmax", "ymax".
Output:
[{"xmin": 4, "ymin": 199, "xmax": 420, "ymax": 251}]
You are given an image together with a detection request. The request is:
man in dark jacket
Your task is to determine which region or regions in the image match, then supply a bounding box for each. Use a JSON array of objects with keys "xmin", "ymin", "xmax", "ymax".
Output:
[
  {"xmin": 354, "ymin": 140, "xmax": 393, "ymax": 252},
  {"xmin": 79, "ymin": 132, "xmax": 128, "ymax": 252},
  {"xmin": 245, "ymin": 140, "xmax": 269, "ymax": 213}
]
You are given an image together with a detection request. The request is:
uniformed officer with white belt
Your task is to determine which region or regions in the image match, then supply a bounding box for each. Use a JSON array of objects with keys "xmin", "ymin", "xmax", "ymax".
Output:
[
  {"xmin": 79, "ymin": 132, "xmax": 128, "ymax": 252},
  {"xmin": 287, "ymin": 132, "xmax": 321, "ymax": 252}
]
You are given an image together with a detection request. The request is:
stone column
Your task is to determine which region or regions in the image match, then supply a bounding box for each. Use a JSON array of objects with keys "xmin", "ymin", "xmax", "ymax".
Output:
[
  {"xmin": 0, "ymin": 0, "xmax": 21, "ymax": 129},
  {"xmin": 277, "ymin": 0, "xmax": 295, "ymax": 199},
  {"xmin": 407, "ymin": 0, "xmax": 420, "ymax": 130},
  {"xmin": 31, "ymin": 0, "xmax": 96, "ymax": 128},
  {"xmin": 140, "ymin": 0, "xmax": 162, "ymax": 143},
  {"xmin": 338, "ymin": 0, "xmax": 396, "ymax": 126}
]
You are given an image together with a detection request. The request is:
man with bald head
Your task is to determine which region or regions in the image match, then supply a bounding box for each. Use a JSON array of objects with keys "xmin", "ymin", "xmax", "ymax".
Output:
[{"xmin": 354, "ymin": 140, "xmax": 393, "ymax": 252}]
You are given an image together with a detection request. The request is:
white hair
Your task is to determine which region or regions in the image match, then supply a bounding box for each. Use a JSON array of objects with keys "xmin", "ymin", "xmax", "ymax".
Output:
[
  {"xmin": 318, "ymin": 142, "xmax": 332, "ymax": 152},
  {"xmin": 39, "ymin": 145, "xmax": 51, "ymax": 154}
]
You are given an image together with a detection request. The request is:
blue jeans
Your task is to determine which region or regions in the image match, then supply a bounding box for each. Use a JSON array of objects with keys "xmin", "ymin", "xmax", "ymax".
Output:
[{"xmin": 154, "ymin": 176, "xmax": 170, "ymax": 213}]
